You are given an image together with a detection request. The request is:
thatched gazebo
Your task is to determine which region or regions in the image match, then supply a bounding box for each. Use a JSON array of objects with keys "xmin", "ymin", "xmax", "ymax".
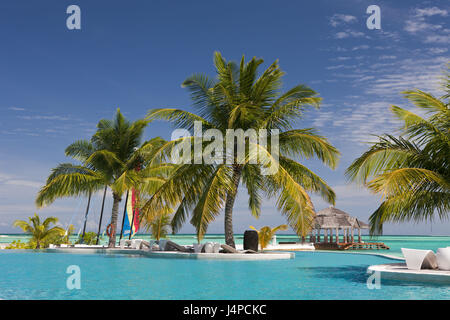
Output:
[{"xmin": 310, "ymin": 206, "xmax": 369, "ymax": 245}]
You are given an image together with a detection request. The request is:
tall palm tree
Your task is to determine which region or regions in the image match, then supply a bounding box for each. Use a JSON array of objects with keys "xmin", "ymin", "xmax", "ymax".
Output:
[
  {"xmin": 346, "ymin": 72, "xmax": 450, "ymax": 234},
  {"xmin": 144, "ymin": 52, "xmax": 339, "ymax": 247},
  {"xmin": 36, "ymin": 109, "xmax": 174, "ymax": 247},
  {"xmin": 13, "ymin": 214, "xmax": 65, "ymax": 249}
]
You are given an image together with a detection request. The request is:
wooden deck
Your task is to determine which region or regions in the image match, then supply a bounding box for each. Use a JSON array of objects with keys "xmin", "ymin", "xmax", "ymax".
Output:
[{"xmin": 314, "ymin": 242, "xmax": 390, "ymax": 250}]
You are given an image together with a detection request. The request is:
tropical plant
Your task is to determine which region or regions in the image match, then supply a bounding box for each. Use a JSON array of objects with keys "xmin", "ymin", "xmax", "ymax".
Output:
[
  {"xmin": 250, "ymin": 224, "xmax": 288, "ymax": 250},
  {"xmin": 141, "ymin": 206, "xmax": 173, "ymax": 241},
  {"xmin": 346, "ymin": 71, "xmax": 450, "ymax": 234},
  {"xmin": 76, "ymin": 231, "xmax": 98, "ymax": 245},
  {"xmin": 5, "ymin": 240, "xmax": 33, "ymax": 249},
  {"xmin": 41, "ymin": 224, "xmax": 74, "ymax": 247},
  {"xmin": 13, "ymin": 214, "xmax": 65, "ymax": 249},
  {"xmin": 144, "ymin": 52, "xmax": 339, "ymax": 247},
  {"xmin": 36, "ymin": 109, "xmax": 175, "ymax": 247}
]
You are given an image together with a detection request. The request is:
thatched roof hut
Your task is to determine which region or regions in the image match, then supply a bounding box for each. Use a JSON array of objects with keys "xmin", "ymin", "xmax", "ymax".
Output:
[{"xmin": 310, "ymin": 206, "xmax": 369, "ymax": 244}]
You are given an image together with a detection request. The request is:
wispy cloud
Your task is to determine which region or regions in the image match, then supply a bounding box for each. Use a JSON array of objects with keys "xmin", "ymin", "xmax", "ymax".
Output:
[
  {"xmin": 415, "ymin": 7, "xmax": 448, "ymax": 17},
  {"xmin": 19, "ymin": 115, "xmax": 70, "ymax": 121},
  {"xmin": 335, "ymin": 30, "xmax": 365, "ymax": 39},
  {"xmin": 329, "ymin": 14, "xmax": 357, "ymax": 27},
  {"xmin": 424, "ymin": 34, "xmax": 450, "ymax": 44},
  {"xmin": 8, "ymin": 107, "xmax": 26, "ymax": 111},
  {"xmin": 404, "ymin": 6, "xmax": 449, "ymax": 44},
  {"xmin": 0, "ymin": 172, "xmax": 42, "ymax": 188}
]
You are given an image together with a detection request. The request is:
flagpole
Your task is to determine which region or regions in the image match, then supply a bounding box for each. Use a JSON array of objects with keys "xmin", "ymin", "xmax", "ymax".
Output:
[
  {"xmin": 118, "ymin": 190, "xmax": 129, "ymax": 244},
  {"xmin": 96, "ymin": 186, "xmax": 107, "ymax": 245},
  {"xmin": 80, "ymin": 191, "xmax": 92, "ymax": 244}
]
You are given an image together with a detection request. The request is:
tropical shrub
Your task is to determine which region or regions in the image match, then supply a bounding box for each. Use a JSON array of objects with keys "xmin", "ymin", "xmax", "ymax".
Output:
[
  {"xmin": 13, "ymin": 214, "xmax": 65, "ymax": 249},
  {"xmin": 249, "ymin": 224, "xmax": 288, "ymax": 250}
]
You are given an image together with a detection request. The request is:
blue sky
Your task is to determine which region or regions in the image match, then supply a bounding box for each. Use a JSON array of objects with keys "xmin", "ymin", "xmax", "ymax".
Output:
[{"xmin": 0, "ymin": 0, "xmax": 449, "ymax": 235}]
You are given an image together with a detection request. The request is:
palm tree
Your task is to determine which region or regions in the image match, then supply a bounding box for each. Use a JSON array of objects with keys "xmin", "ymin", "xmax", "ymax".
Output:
[
  {"xmin": 144, "ymin": 52, "xmax": 339, "ymax": 247},
  {"xmin": 249, "ymin": 224, "xmax": 288, "ymax": 251},
  {"xmin": 36, "ymin": 109, "xmax": 174, "ymax": 247},
  {"xmin": 346, "ymin": 72, "xmax": 450, "ymax": 234},
  {"xmin": 13, "ymin": 214, "xmax": 65, "ymax": 249},
  {"xmin": 141, "ymin": 207, "xmax": 173, "ymax": 241}
]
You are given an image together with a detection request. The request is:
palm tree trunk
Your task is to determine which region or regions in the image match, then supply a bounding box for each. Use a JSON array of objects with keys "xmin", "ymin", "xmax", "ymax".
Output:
[
  {"xmin": 80, "ymin": 191, "xmax": 92, "ymax": 244},
  {"xmin": 108, "ymin": 193, "xmax": 122, "ymax": 248},
  {"xmin": 224, "ymin": 165, "xmax": 242, "ymax": 248}
]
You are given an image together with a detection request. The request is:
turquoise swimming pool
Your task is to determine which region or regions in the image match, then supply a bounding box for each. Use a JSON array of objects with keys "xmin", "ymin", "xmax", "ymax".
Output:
[{"xmin": 0, "ymin": 251, "xmax": 448, "ymax": 300}]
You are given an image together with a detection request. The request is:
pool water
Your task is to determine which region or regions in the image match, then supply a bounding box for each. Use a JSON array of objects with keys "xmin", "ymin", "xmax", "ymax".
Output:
[{"xmin": 0, "ymin": 251, "xmax": 448, "ymax": 300}]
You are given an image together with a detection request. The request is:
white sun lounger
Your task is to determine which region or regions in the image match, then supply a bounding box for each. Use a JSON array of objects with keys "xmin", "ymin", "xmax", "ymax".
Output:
[
  {"xmin": 401, "ymin": 248, "xmax": 438, "ymax": 270},
  {"xmin": 436, "ymin": 247, "xmax": 450, "ymax": 271},
  {"xmin": 193, "ymin": 243, "xmax": 204, "ymax": 253}
]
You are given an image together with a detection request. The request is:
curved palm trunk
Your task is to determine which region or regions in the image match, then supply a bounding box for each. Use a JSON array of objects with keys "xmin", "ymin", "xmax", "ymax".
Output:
[
  {"xmin": 108, "ymin": 193, "xmax": 122, "ymax": 248},
  {"xmin": 224, "ymin": 165, "xmax": 242, "ymax": 248}
]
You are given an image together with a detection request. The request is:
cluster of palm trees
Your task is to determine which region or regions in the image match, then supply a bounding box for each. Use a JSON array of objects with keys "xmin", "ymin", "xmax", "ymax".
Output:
[
  {"xmin": 34, "ymin": 53, "xmax": 449, "ymax": 247},
  {"xmin": 35, "ymin": 52, "xmax": 339, "ymax": 247}
]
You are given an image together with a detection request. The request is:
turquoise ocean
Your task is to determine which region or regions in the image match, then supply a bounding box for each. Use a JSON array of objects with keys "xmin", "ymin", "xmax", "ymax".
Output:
[{"xmin": 2, "ymin": 233, "xmax": 450, "ymax": 257}]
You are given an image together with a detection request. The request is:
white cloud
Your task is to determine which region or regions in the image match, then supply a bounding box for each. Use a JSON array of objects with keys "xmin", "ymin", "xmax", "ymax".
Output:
[
  {"xmin": 428, "ymin": 47, "xmax": 448, "ymax": 54},
  {"xmin": 8, "ymin": 107, "xmax": 25, "ymax": 111},
  {"xmin": 329, "ymin": 14, "xmax": 357, "ymax": 27},
  {"xmin": 19, "ymin": 115, "xmax": 70, "ymax": 121},
  {"xmin": 404, "ymin": 6, "xmax": 449, "ymax": 44},
  {"xmin": 379, "ymin": 55, "xmax": 396, "ymax": 60},
  {"xmin": 415, "ymin": 7, "xmax": 448, "ymax": 17},
  {"xmin": 352, "ymin": 45, "xmax": 369, "ymax": 51},
  {"xmin": 365, "ymin": 56, "xmax": 449, "ymax": 97},
  {"xmin": 424, "ymin": 34, "xmax": 450, "ymax": 44},
  {"xmin": 335, "ymin": 30, "xmax": 365, "ymax": 39},
  {"xmin": 0, "ymin": 172, "xmax": 43, "ymax": 189},
  {"xmin": 404, "ymin": 20, "xmax": 442, "ymax": 33}
]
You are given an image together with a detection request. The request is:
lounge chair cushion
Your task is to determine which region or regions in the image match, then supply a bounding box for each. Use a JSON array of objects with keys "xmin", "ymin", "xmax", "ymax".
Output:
[
  {"xmin": 202, "ymin": 242, "xmax": 214, "ymax": 253},
  {"xmin": 436, "ymin": 248, "xmax": 450, "ymax": 271},
  {"xmin": 401, "ymin": 248, "xmax": 438, "ymax": 270},
  {"xmin": 141, "ymin": 240, "xmax": 151, "ymax": 249},
  {"xmin": 165, "ymin": 240, "xmax": 189, "ymax": 252},
  {"xmin": 220, "ymin": 244, "xmax": 239, "ymax": 253}
]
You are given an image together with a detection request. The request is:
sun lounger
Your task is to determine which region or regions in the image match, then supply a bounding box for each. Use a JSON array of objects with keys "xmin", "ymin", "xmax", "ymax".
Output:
[
  {"xmin": 213, "ymin": 243, "xmax": 221, "ymax": 253},
  {"xmin": 220, "ymin": 244, "xmax": 239, "ymax": 253},
  {"xmin": 436, "ymin": 247, "xmax": 450, "ymax": 271},
  {"xmin": 141, "ymin": 240, "xmax": 151, "ymax": 249},
  {"xmin": 202, "ymin": 242, "xmax": 215, "ymax": 253},
  {"xmin": 193, "ymin": 243, "xmax": 204, "ymax": 253},
  {"xmin": 130, "ymin": 239, "xmax": 143, "ymax": 249},
  {"xmin": 119, "ymin": 239, "xmax": 131, "ymax": 249},
  {"xmin": 165, "ymin": 240, "xmax": 189, "ymax": 252},
  {"xmin": 401, "ymin": 248, "xmax": 438, "ymax": 270}
]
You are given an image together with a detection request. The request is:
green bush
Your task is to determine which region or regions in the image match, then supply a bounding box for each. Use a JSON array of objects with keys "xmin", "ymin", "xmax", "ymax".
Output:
[
  {"xmin": 76, "ymin": 231, "xmax": 99, "ymax": 245},
  {"xmin": 5, "ymin": 240, "xmax": 33, "ymax": 249}
]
